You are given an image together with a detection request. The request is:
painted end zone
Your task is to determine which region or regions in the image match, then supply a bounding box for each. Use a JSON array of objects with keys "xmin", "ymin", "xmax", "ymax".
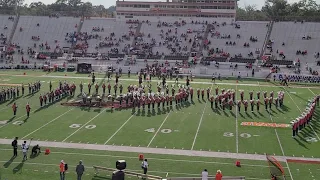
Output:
[
  {"xmin": 287, "ymin": 159, "xmax": 320, "ymax": 164},
  {"xmin": 241, "ymin": 122, "xmax": 291, "ymax": 128}
]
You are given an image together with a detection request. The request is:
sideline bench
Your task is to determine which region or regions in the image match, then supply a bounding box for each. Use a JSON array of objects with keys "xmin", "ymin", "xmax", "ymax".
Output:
[
  {"xmin": 93, "ymin": 166, "xmax": 163, "ymax": 180},
  {"xmin": 166, "ymin": 177, "xmax": 245, "ymax": 180}
]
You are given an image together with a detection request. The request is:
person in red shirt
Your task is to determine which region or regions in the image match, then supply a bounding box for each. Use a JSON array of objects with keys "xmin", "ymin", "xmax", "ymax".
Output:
[
  {"xmin": 102, "ymin": 83, "xmax": 106, "ymax": 94},
  {"xmin": 12, "ymin": 102, "xmax": 17, "ymax": 116},
  {"xmin": 39, "ymin": 94, "xmax": 43, "ymax": 107},
  {"xmin": 215, "ymin": 170, "xmax": 223, "ymax": 180},
  {"xmin": 60, "ymin": 160, "xmax": 66, "ymax": 180},
  {"xmin": 26, "ymin": 102, "xmax": 31, "ymax": 118}
]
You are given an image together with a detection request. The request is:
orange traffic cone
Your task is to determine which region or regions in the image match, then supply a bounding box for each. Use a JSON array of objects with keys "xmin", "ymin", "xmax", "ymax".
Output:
[
  {"xmin": 45, "ymin": 148, "xmax": 51, "ymax": 155},
  {"xmin": 235, "ymin": 160, "xmax": 241, "ymax": 167},
  {"xmin": 139, "ymin": 154, "xmax": 144, "ymax": 161}
]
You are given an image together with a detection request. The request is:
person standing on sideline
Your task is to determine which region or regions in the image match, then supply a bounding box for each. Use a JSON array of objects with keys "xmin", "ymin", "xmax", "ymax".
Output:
[
  {"xmin": 76, "ymin": 160, "xmax": 85, "ymax": 180},
  {"xmin": 202, "ymin": 169, "xmax": 208, "ymax": 180},
  {"xmin": 12, "ymin": 102, "xmax": 17, "ymax": 116},
  {"xmin": 11, "ymin": 137, "xmax": 18, "ymax": 157},
  {"xmin": 26, "ymin": 102, "xmax": 31, "ymax": 118},
  {"xmin": 215, "ymin": 170, "xmax": 223, "ymax": 180},
  {"xmin": 141, "ymin": 159, "xmax": 148, "ymax": 174},
  {"xmin": 60, "ymin": 160, "xmax": 66, "ymax": 180},
  {"xmin": 21, "ymin": 140, "xmax": 29, "ymax": 161}
]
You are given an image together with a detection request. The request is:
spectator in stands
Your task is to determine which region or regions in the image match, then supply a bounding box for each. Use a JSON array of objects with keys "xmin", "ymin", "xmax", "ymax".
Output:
[
  {"xmin": 202, "ymin": 169, "xmax": 208, "ymax": 180},
  {"xmin": 215, "ymin": 170, "xmax": 223, "ymax": 180}
]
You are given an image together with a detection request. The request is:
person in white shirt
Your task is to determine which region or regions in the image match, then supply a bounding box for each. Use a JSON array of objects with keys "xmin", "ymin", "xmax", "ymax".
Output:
[
  {"xmin": 21, "ymin": 141, "xmax": 29, "ymax": 161},
  {"xmin": 202, "ymin": 169, "xmax": 208, "ymax": 180},
  {"xmin": 141, "ymin": 159, "xmax": 148, "ymax": 174}
]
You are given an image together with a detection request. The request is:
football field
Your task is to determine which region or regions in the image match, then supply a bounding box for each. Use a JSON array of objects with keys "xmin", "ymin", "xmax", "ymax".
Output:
[{"xmin": 0, "ymin": 70, "xmax": 320, "ymax": 180}]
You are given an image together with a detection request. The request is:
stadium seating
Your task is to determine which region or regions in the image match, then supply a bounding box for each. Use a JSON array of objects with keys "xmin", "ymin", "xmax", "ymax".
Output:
[
  {"xmin": 267, "ymin": 21, "xmax": 320, "ymax": 62},
  {"xmin": 0, "ymin": 15, "xmax": 15, "ymax": 45},
  {"xmin": 204, "ymin": 21, "xmax": 268, "ymax": 59},
  {"xmin": 12, "ymin": 16, "xmax": 80, "ymax": 52},
  {"xmin": 139, "ymin": 22, "xmax": 205, "ymax": 56},
  {"xmin": 79, "ymin": 18, "xmax": 133, "ymax": 54}
]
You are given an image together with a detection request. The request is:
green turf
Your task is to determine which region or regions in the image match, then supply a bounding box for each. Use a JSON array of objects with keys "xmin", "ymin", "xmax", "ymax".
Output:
[{"xmin": 0, "ymin": 70, "xmax": 320, "ymax": 180}]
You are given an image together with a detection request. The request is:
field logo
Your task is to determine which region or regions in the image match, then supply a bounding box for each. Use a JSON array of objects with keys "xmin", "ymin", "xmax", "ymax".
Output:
[{"xmin": 241, "ymin": 122, "xmax": 291, "ymax": 128}]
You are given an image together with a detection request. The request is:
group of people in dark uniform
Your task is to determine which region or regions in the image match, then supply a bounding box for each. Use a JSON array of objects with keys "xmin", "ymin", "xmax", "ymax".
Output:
[{"xmin": 0, "ymin": 81, "xmax": 41, "ymax": 104}]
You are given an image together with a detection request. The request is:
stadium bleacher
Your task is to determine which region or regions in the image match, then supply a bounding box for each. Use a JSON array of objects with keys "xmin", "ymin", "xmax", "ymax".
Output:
[
  {"xmin": 204, "ymin": 21, "xmax": 268, "ymax": 59},
  {"xmin": 12, "ymin": 16, "xmax": 80, "ymax": 53},
  {"xmin": 0, "ymin": 15, "xmax": 14, "ymax": 45},
  {"xmin": 266, "ymin": 21, "xmax": 320, "ymax": 62}
]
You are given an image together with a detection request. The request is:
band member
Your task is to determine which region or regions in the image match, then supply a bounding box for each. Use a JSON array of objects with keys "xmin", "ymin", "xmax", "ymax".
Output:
[
  {"xmin": 157, "ymin": 86, "xmax": 161, "ymax": 93},
  {"xmin": 166, "ymin": 95, "xmax": 169, "ymax": 106},
  {"xmin": 207, "ymin": 87, "xmax": 210, "ymax": 99},
  {"xmin": 201, "ymin": 89, "xmax": 205, "ymax": 100},
  {"xmin": 240, "ymin": 91, "xmax": 244, "ymax": 101},
  {"xmin": 12, "ymin": 102, "xmax": 17, "ymax": 116},
  {"xmin": 250, "ymin": 99, "xmax": 254, "ymax": 112},
  {"xmin": 222, "ymin": 98, "xmax": 225, "ymax": 110},
  {"xmin": 79, "ymin": 82, "xmax": 83, "ymax": 93},
  {"xmin": 107, "ymin": 83, "xmax": 111, "ymax": 95},
  {"xmin": 237, "ymin": 100, "xmax": 241, "ymax": 112},
  {"xmin": 270, "ymin": 91, "xmax": 274, "ymax": 98},
  {"xmin": 26, "ymin": 103, "xmax": 31, "ymax": 118},
  {"xmin": 197, "ymin": 89, "xmax": 200, "ymax": 99},
  {"xmin": 292, "ymin": 120, "xmax": 298, "ymax": 137},
  {"xmin": 95, "ymin": 84, "xmax": 99, "ymax": 94},
  {"xmin": 151, "ymin": 96, "xmax": 155, "ymax": 109},
  {"xmin": 172, "ymin": 87, "xmax": 176, "ymax": 97},
  {"xmin": 16, "ymin": 87, "xmax": 19, "ymax": 97},
  {"xmin": 256, "ymin": 91, "xmax": 260, "ymax": 100},
  {"xmin": 20, "ymin": 84, "xmax": 24, "ymax": 95},
  {"xmin": 119, "ymin": 84, "xmax": 123, "ymax": 94},
  {"xmin": 215, "ymin": 96, "xmax": 219, "ymax": 108},
  {"xmin": 263, "ymin": 91, "xmax": 267, "ymax": 99},
  {"xmin": 147, "ymin": 97, "xmax": 151, "ymax": 110},
  {"xmin": 169, "ymin": 95, "xmax": 173, "ymax": 106},
  {"xmin": 210, "ymin": 95, "xmax": 214, "ymax": 108},
  {"xmin": 269, "ymin": 97, "xmax": 272, "ymax": 109},
  {"xmin": 228, "ymin": 99, "xmax": 233, "ymax": 110},
  {"xmin": 39, "ymin": 94, "xmax": 43, "ymax": 107},
  {"xmin": 215, "ymin": 87, "xmax": 219, "ymax": 95},
  {"xmin": 249, "ymin": 91, "xmax": 253, "ymax": 100},
  {"xmin": 264, "ymin": 97, "xmax": 268, "ymax": 110},
  {"xmin": 243, "ymin": 100, "xmax": 248, "ymax": 112},
  {"xmin": 114, "ymin": 84, "xmax": 118, "ymax": 95},
  {"xmin": 49, "ymin": 81, "xmax": 52, "ymax": 92},
  {"xmin": 274, "ymin": 97, "xmax": 279, "ymax": 108},
  {"xmin": 102, "ymin": 83, "xmax": 106, "ymax": 94},
  {"xmin": 256, "ymin": 99, "xmax": 260, "ymax": 111}
]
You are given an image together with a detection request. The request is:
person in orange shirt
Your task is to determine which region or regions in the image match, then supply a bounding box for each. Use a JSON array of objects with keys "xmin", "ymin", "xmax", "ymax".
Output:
[
  {"xmin": 215, "ymin": 170, "xmax": 223, "ymax": 180},
  {"xmin": 12, "ymin": 102, "xmax": 17, "ymax": 116},
  {"xmin": 60, "ymin": 160, "xmax": 65, "ymax": 180}
]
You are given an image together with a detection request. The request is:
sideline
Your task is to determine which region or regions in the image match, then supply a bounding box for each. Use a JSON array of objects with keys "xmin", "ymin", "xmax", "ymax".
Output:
[{"xmin": 1, "ymin": 139, "xmax": 319, "ymax": 162}]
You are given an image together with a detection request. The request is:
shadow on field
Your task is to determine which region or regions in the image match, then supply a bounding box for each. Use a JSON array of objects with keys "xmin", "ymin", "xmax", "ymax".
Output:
[
  {"xmin": 34, "ymin": 96, "xmax": 68, "ymax": 113},
  {"xmin": 294, "ymin": 135, "xmax": 309, "ymax": 149},
  {"xmin": 13, "ymin": 160, "xmax": 25, "ymax": 174},
  {"xmin": 6, "ymin": 96, "xmax": 22, "ymax": 106},
  {"xmin": 7, "ymin": 116, "xmax": 16, "ymax": 123},
  {"xmin": 3, "ymin": 156, "xmax": 16, "ymax": 168}
]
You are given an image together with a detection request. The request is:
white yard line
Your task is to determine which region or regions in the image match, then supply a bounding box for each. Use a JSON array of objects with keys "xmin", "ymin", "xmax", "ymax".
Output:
[
  {"xmin": 257, "ymin": 82, "xmax": 294, "ymax": 180},
  {"xmin": 0, "ymin": 148, "xmax": 275, "ymax": 168},
  {"xmin": 2, "ymin": 73, "xmax": 320, "ymax": 89},
  {"xmin": 283, "ymin": 87, "xmax": 320, "ymax": 141},
  {"xmin": 147, "ymin": 112, "xmax": 171, "ymax": 147},
  {"xmin": 22, "ymin": 108, "xmax": 74, "ymax": 139},
  {"xmin": 308, "ymin": 88, "xmax": 316, "ymax": 95},
  {"xmin": 62, "ymin": 109, "xmax": 107, "ymax": 142},
  {"xmin": 104, "ymin": 114, "xmax": 135, "ymax": 145},
  {"xmin": 0, "ymin": 109, "xmax": 37, "ymax": 129},
  {"xmin": 235, "ymin": 83, "xmax": 239, "ymax": 153},
  {"xmin": 191, "ymin": 83, "xmax": 213, "ymax": 150}
]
